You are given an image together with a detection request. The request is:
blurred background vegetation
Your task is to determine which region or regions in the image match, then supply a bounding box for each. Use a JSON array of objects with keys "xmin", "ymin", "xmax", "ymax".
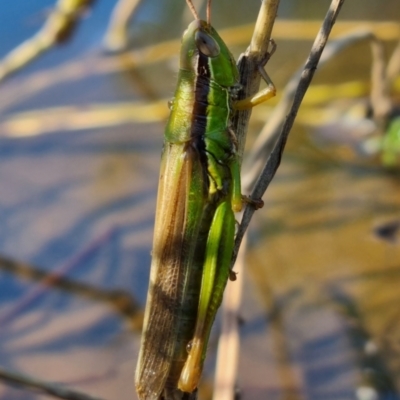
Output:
[{"xmin": 0, "ymin": 0, "xmax": 399, "ymax": 399}]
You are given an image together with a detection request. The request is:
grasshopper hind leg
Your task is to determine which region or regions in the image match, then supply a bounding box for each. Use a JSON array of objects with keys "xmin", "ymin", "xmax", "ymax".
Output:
[{"xmin": 178, "ymin": 199, "xmax": 236, "ymax": 392}]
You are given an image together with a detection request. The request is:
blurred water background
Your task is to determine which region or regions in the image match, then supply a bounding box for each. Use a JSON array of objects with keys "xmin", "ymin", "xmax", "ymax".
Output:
[{"xmin": 0, "ymin": 0, "xmax": 399, "ymax": 399}]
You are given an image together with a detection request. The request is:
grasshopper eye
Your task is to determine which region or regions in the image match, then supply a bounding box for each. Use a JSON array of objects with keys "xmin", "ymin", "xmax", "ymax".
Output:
[{"xmin": 195, "ymin": 30, "xmax": 220, "ymax": 57}]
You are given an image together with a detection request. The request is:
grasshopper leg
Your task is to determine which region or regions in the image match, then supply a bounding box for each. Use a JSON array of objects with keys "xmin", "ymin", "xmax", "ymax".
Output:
[
  {"xmin": 242, "ymin": 194, "xmax": 264, "ymax": 210},
  {"xmin": 178, "ymin": 199, "xmax": 236, "ymax": 393},
  {"xmin": 234, "ymin": 39, "xmax": 277, "ymax": 110}
]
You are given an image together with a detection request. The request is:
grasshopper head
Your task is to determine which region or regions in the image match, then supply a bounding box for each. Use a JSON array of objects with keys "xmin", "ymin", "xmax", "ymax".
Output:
[{"xmin": 180, "ymin": 19, "xmax": 239, "ymax": 87}]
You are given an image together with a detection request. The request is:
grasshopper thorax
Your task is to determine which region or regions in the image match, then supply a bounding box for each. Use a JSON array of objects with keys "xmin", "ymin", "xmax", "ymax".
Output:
[{"xmin": 180, "ymin": 19, "xmax": 239, "ymax": 88}]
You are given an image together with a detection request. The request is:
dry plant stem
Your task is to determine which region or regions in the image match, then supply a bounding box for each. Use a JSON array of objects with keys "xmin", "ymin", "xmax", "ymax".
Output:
[
  {"xmin": 232, "ymin": 0, "xmax": 346, "ymax": 266},
  {"xmin": 0, "ymin": 0, "xmax": 93, "ymax": 83},
  {"xmin": 0, "ymin": 253, "xmax": 143, "ymax": 329},
  {"xmin": 370, "ymin": 38, "xmax": 392, "ymax": 125},
  {"xmin": 250, "ymin": 0, "xmax": 279, "ymax": 53},
  {"xmin": 386, "ymin": 39, "xmax": 400, "ymax": 85},
  {"xmin": 103, "ymin": 0, "xmax": 144, "ymax": 51},
  {"xmin": 0, "ymin": 367, "xmax": 105, "ymax": 400},
  {"xmin": 213, "ymin": 2, "xmax": 280, "ymax": 399},
  {"xmin": 213, "ymin": 235, "xmax": 247, "ymax": 400},
  {"xmin": 233, "ymin": 0, "xmax": 280, "ymax": 160},
  {"xmin": 0, "ymin": 229, "xmax": 115, "ymax": 326}
]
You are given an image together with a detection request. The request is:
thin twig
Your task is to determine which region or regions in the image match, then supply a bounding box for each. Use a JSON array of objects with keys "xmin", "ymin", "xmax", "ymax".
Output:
[
  {"xmin": 0, "ymin": 367, "xmax": 106, "ymax": 400},
  {"xmin": 232, "ymin": 0, "xmax": 346, "ymax": 267}
]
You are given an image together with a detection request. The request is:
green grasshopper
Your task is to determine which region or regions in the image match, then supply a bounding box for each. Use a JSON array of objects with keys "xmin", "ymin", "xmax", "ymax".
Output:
[{"xmin": 135, "ymin": 1, "xmax": 275, "ymax": 398}]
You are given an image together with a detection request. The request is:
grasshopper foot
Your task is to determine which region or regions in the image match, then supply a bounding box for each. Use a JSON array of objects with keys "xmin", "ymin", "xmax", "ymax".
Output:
[
  {"xmin": 229, "ymin": 269, "xmax": 238, "ymax": 281},
  {"xmin": 242, "ymin": 195, "xmax": 264, "ymax": 210}
]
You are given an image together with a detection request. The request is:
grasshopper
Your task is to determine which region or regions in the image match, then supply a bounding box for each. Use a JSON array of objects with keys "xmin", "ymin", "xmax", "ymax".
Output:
[{"xmin": 135, "ymin": 1, "xmax": 275, "ymax": 398}]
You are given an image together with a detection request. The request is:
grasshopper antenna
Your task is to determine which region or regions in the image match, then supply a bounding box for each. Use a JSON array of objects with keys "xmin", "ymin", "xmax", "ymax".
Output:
[
  {"xmin": 206, "ymin": 0, "xmax": 212, "ymax": 25},
  {"xmin": 186, "ymin": 0, "xmax": 200, "ymax": 20}
]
